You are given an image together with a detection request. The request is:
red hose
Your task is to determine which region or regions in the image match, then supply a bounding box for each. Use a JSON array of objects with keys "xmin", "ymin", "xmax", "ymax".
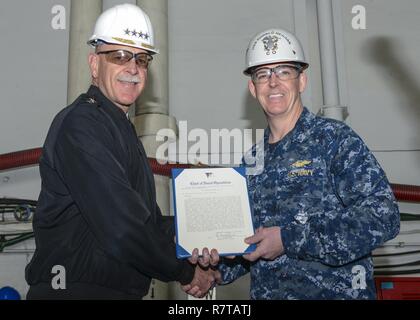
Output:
[
  {"xmin": 1, "ymin": 148, "xmax": 420, "ymax": 203},
  {"xmin": 148, "ymin": 158, "xmax": 193, "ymax": 176},
  {"xmin": 0, "ymin": 148, "xmax": 196, "ymax": 177},
  {"xmin": 0, "ymin": 148, "xmax": 42, "ymax": 171},
  {"xmin": 390, "ymin": 184, "xmax": 420, "ymax": 203}
]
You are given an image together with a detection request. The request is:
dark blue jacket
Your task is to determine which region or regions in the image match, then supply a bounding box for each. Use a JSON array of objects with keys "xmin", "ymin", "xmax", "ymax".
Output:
[{"xmin": 26, "ymin": 86, "xmax": 194, "ymax": 297}]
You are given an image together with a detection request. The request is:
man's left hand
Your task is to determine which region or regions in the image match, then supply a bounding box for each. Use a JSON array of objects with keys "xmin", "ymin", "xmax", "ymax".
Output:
[
  {"xmin": 188, "ymin": 247, "xmax": 220, "ymax": 268},
  {"xmin": 243, "ymin": 226, "xmax": 284, "ymax": 261}
]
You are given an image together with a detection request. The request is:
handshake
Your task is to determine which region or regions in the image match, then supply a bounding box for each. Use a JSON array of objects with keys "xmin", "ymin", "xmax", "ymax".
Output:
[
  {"xmin": 180, "ymin": 247, "xmax": 222, "ymax": 299},
  {"xmin": 178, "ymin": 226, "xmax": 286, "ymax": 298}
]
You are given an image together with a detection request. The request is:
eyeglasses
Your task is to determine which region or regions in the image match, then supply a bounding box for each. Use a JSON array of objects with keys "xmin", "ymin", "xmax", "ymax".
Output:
[
  {"xmin": 96, "ymin": 49, "xmax": 153, "ymax": 68},
  {"xmin": 251, "ymin": 64, "xmax": 302, "ymax": 84}
]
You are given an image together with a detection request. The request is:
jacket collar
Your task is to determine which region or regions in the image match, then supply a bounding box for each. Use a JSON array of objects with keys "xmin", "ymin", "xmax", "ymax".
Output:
[{"xmin": 86, "ymin": 85, "xmax": 129, "ymax": 123}]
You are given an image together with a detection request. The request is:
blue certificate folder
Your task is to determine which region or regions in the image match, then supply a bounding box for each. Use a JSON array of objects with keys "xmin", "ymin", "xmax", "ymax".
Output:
[{"xmin": 172, "ymin": 167, "xmax": 256, "ymax": 259}]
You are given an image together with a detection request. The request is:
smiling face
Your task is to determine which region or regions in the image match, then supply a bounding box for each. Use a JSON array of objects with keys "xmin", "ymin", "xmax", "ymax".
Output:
[
  {"xmin": 248, "ymin": 63, "xmax": 307, "ymax": 120},
  {"xmin": 88, "ymin": 44, "xmax": 149, "ymax": 113}
]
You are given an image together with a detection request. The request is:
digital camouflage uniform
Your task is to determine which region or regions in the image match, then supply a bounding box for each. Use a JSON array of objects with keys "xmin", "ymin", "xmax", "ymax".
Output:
[{"xmin": 219, "ymin": 107, "xmax": 400, "ymax": 299}]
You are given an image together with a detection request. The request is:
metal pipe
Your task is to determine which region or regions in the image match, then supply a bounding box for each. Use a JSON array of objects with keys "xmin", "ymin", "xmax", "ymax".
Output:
[
  {"xmin": 102, "ymin": 0, "xmax": 134, "ymax": 11},
  {"xmin": 134, "ymin": 1, "xmax": 177, "ymax": 299},
  {"xmin": 67, "ymin": 0, "xmax": 102, "ymax": 104},
  {"xmin": 135, "ymin": 0, "xmax": 169, "ymax": 116},
  {"xmin": 316, "ymin": 0, "xmax": 347, "ymax": 121},
  {"xmin": 317, "ymin": 0, "xmax": 339, "ymax": 106}
]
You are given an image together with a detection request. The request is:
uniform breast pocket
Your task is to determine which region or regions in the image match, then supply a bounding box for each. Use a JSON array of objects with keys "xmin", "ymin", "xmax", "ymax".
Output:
[{"xmin": 283, "ymin": 161, "xmax": 325, "ymax": 198}]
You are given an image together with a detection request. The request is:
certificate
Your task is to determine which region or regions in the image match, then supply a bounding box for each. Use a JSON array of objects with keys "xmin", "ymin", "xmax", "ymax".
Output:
[{"xmin": 172, "ymin": 167, "xmax": 256, "ymax": 258}]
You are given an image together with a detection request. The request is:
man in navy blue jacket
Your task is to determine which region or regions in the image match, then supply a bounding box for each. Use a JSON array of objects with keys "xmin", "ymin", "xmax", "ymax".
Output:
[{"xmin": 26, "ymin": 4, "xmax": 218, "ymax": 299}]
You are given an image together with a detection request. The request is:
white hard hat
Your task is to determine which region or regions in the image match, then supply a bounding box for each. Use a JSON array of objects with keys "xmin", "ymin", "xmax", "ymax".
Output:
[
  {"xmin": 88, "ymin": 4, "xmax": 158, "ymax": 55},
  {"xmin": 244, "ymin": 28, "xmax": 308, "ymax": 75}
]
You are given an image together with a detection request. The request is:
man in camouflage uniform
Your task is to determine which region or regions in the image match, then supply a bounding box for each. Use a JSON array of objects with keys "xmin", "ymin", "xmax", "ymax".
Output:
[{"xmin": 216, "ymin": 28, "xmax": 400, "ymax": 299}]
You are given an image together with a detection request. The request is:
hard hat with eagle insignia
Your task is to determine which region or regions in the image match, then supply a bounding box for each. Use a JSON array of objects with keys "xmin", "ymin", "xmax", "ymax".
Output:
[{"xmin": 244, "ymin": 28, "xmax": 308, "ymax": 75}]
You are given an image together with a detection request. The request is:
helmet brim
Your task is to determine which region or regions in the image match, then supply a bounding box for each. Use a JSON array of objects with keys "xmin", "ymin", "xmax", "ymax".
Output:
[
  {"xmin": 244, "ymin": 60, "xmax": 309, "ymax": 76},
  {"xmin": 87, "ymin": 37, "xmax": 159, "ymax": 55}
]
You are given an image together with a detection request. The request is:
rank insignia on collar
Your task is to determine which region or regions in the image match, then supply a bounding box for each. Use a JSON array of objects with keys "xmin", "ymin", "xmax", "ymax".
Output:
[{"xmin": 86, "ymin": 97, "xmax": 97, "ymax": 104}]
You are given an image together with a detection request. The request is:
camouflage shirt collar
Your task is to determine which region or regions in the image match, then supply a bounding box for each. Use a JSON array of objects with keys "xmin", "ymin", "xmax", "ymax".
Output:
[{"xmin": 264, "ymin": 107, "xmax": 315, "ymax": 153}]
